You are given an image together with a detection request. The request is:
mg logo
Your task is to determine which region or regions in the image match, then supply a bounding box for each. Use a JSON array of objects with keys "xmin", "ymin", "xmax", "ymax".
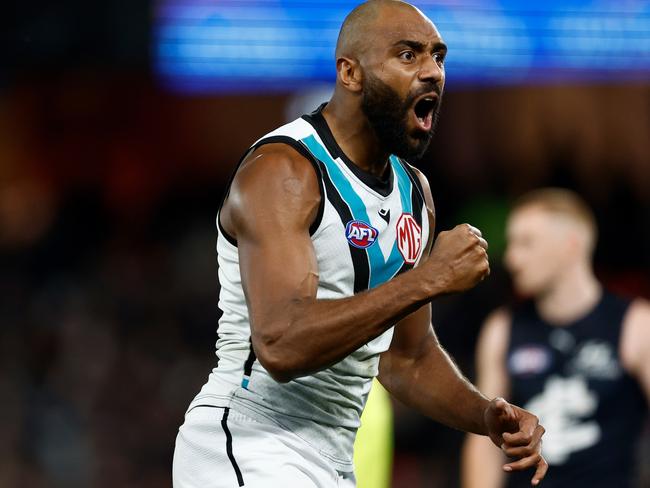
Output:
[{"xmin": 396, "ymin": 213, "xmax": 422, "ymax": 264}]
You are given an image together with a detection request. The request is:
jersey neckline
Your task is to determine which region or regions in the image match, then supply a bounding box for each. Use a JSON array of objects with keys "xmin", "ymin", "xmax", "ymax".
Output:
[
  {"xmin": 302, "ymin": 103, "xmax": 395, "ymax": 197},
  {"xmin": 530, "ymin": 289, "xmax": 607, "ymax": 329}
]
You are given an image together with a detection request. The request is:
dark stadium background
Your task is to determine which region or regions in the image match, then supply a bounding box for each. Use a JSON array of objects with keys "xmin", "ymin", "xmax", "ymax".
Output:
[{"xmin": 1, "ymin": 1, "xmax": 648, "ymax": 486}]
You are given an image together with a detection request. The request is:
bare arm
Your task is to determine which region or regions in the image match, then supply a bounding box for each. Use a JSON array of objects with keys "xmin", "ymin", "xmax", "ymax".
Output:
[
  {"xmin": 620, "ymin": 298, "xmax": 650, "ymax": 403},
  {"xmin": 378, "ymin": 302, "xmax": 490, "ymax": 434},
  {"xmin": 377, "ymin": 171, "xmax": 547, "ymax": 484},
  {"xmin": 378, "ymin": 168, "xmax": 489, "ymax": 434},
  {"xmin": 461, "ymin": 309, "xmax": 511, "ymax": 488},
  {"xmin": 221, "ymin": 145, "xmax": 489, "ymax": 382}
]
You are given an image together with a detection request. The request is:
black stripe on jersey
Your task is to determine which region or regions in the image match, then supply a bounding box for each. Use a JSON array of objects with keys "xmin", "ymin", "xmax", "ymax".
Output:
[
  {"xmin": 221, "ymin": 408, "xmax": 245, "ymax": 487},
  {"xmin": 395, "ymin": 261, "xmax": 411, "ymax": 277},
  {"xmin": 399, "ymin": 159, "xmax": 425, "ymax": 231},
  {"xmin": 242, "ymin": 344, "xmax": 256, "ymax": 387},
  {"xmin": 303, "ymin": 104, "xmax": 394, "ymax": 197},
  {"xmin": 217, "ymin": 135, "xmax": 326, "ymax": 246},
  {"xmin": 318, "ymin": 161, "xmax": 371, "ymax": 293}
]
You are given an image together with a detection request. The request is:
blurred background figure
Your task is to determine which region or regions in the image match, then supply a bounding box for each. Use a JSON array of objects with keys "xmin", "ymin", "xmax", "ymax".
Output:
[
  {"xmin": 1, "ymin": 1, "xmax": 649, "ymax": 486},
  {"xmin": 461, "ymin": 188, "xmax": 650, "ymax": 488}
]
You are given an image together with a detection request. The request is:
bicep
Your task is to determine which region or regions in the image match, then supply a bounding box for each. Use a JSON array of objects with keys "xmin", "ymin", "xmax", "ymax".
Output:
[
  {"xmin": 378, "ymin": 303, "xmax": 436, "ymax": 387},
  {"xmin": 387, "ymin": 302, "xmax": 436, "ymax": 357},
  {"xmin": 620, "ymin": 299, "xmax": 650, "ymax": 403},
  {"xmin": 461, "ymin": 312, "xmax": 511, "ymax": 488},
  {"xmin": 238, "ymin": 228, "xmax": 318, "ymax": 328},
  {"xmin": 226, "ymin": 145, "xmax": 321, "ymax": 334},
  {"xmin": 475, "ymin": 309, "xmax": 511, "ymax": 399}
]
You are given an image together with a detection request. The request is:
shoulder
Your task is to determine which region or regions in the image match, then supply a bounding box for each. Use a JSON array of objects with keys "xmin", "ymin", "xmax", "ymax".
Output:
[
  {"xmin": 234, "ymin": 143, "xmax": 320, "ymax": 192},
  {"xmin": 482, "ymin": 308, "xmax": 512, "ymax": 340},
  {"xmin": 478, "ymin": 307, "xmax": 512, "ymax": 357},
  {"xmin": 475, "ymin": 308, "xmax": 512, "ymax": 395},
  {"xmin": 620, "ymin": 298, "xmax": 650, "ymax": 373},
  {"xmin": 224, "ymin": 143, "xmax": 322, "ymax": 236}
]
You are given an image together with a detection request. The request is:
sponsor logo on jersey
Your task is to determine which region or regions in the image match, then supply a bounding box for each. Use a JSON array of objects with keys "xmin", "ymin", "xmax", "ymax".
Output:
[
  {"xmin": 396, "ymin": 213, "xmax": 422, "ymax": 264},
  {"xmin": 345, "ymin": 220, "xmax": 379, "ymax": 249},
  {"xmin": 378, "ymin": 208, "xmax": 391, "ymax": 224},
  {"xmin": 508, "ymin": 345, "xmax": 552, "ymax": 376},
  {"xmin": 567, "ymin": 340, "xmax": 622, "ymax": 380}
]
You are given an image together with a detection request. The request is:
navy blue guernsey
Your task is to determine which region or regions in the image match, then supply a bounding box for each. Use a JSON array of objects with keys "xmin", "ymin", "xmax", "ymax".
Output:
[{"xmin": 505, "ymin": 292, "xmax": 647, "ymax": 488}]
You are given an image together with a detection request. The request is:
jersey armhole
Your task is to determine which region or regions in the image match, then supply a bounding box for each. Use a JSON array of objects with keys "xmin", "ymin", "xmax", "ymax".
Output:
[
  {"xmin": 217, "ymin": 135, "xmax": 326, "ymax": 247},
  {"xmin": 398, "ymin": 159, "xmax": 426, "ymax": 206}
]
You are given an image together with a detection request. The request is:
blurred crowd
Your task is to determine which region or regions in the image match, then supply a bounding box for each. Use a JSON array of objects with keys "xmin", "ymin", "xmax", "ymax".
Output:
[
  {"xmin": 1, "ymin": 78, "xmax": 648, "ymax": 487},
  {"xmin": 0, "ymin": 183, "xmax": 224, "ymax": 487}
]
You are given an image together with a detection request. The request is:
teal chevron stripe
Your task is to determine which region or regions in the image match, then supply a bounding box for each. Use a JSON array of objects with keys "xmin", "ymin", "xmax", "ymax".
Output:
[
  {"xmin": 390, "ymin": 155, "xmax": 413, "ymax": 215},
  {"xmin": 301, "ymin": 135, "xmax": 406, "ymax": 289}
]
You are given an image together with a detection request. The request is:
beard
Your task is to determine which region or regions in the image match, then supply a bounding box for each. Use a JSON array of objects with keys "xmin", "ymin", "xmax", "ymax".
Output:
[{"xmin": 361, "ymin": 72, "xmax": 441, "ymax": 161}]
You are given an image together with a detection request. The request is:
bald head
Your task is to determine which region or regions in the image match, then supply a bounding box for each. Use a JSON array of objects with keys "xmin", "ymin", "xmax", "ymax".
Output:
[
  {"xmin": 335, "ymin": 0, "xmax": 430, "ymax": 60},
  {"xmin": 329, "ymin": 1, "xmax": 446, "ymax": 161}
]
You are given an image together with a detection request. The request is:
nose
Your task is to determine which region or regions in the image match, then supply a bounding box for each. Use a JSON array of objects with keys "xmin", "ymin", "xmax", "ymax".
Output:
[{"xmin": 418, "ymin": 54, "xmax": 444, "ymax": 85}]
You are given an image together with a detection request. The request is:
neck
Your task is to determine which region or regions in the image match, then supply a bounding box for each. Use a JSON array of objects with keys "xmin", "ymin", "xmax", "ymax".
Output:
[
  {"xmin": 321, "ymin": 96, "xmax": 390, "ymax": 178},
  {"xmin": 536, "ymin": 261, "xmax": 601, "ymax": 326}
]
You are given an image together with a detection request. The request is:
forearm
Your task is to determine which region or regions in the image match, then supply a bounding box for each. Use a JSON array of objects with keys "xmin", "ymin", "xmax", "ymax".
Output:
[
  {"xmin": 252, "ymin": 265, "xmax": 437, "ymax": 381},
  {"xmin": 379, "ymin": 341, "xmax": 490, "ymax": 435}
]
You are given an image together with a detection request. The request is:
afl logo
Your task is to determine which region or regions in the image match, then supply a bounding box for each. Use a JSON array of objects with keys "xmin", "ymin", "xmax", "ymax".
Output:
[
  {"xmin": 396, "ymin": 213, "xmax": 422, "ymax": 264},
  {"xmin": 346, "ymin": 220, "xmax": 379, "ymax": 249}
]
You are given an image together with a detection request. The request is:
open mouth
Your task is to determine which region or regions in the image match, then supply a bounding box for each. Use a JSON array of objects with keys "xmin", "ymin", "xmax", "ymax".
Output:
[{"xmin": 412, "ymin": 96, "xmax": 437, "ymax": 132}]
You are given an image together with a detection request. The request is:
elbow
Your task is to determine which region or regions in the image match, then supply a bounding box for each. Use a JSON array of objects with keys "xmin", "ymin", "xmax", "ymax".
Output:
[
  {"xmin": 253, "ymin": 336, "xmax": 300, "ymax": 383},
  {"xmin": 256, "ymin": 350, "xmax": 296, "ymax": 383},
  {"xmin": 267, "ymin": 369, "xmax": 294, "ymax": 384}
]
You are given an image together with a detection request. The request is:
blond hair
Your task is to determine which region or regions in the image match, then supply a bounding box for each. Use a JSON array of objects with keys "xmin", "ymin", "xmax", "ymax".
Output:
[{"xmin": 511, "ymin": 188, "xmax": 597, "ymax": 253}]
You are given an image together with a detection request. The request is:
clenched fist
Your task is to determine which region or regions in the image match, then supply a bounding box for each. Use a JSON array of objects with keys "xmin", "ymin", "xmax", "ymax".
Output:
[{"xmin": 422, "ymin": 223, "xmax": 490, "ymax": 295}]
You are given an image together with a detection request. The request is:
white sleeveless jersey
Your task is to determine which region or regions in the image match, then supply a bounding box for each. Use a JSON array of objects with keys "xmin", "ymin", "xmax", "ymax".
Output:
[{"xmin": 188, "ymin": 104, "xmax": 430, "ymax": 471}]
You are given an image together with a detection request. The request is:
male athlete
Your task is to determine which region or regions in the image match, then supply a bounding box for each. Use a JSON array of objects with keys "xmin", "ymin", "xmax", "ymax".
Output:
[
  {"xmin": 462, "ymin": 188, "xmax": 650, "ymax": 488},
  {"xmin": 173, "ymin": 1, "xmax": 548, "ymax": 487}
]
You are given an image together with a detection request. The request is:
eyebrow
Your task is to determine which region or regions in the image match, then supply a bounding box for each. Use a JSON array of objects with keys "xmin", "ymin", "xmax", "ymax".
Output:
[{"xmin": 393, "ymin": 39, "xmax": 447, "ymax": 54}]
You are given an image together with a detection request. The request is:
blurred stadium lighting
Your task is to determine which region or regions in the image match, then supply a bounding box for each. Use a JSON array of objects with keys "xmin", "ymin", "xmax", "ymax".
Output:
[{"xmin": 154, "ymin": 0, "xmax": 650, "ymax": 93}]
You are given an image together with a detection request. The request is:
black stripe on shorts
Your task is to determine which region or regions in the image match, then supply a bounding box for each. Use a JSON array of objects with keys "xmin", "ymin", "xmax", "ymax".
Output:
[{"xmin": 221, "ymin": 408, "xmax": 245, "ymax": 487}]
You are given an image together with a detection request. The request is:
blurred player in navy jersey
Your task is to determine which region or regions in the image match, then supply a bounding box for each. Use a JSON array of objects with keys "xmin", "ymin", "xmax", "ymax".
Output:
[{"xmin": 463, "ymin": 188, "xmax": 650, "ymax": 488}]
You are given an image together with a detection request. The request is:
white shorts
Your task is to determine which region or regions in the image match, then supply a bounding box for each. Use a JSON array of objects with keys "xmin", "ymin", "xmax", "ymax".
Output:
[{"xmin": 172, "ymin": 405, "xmax": 356, "ymax": 488}]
